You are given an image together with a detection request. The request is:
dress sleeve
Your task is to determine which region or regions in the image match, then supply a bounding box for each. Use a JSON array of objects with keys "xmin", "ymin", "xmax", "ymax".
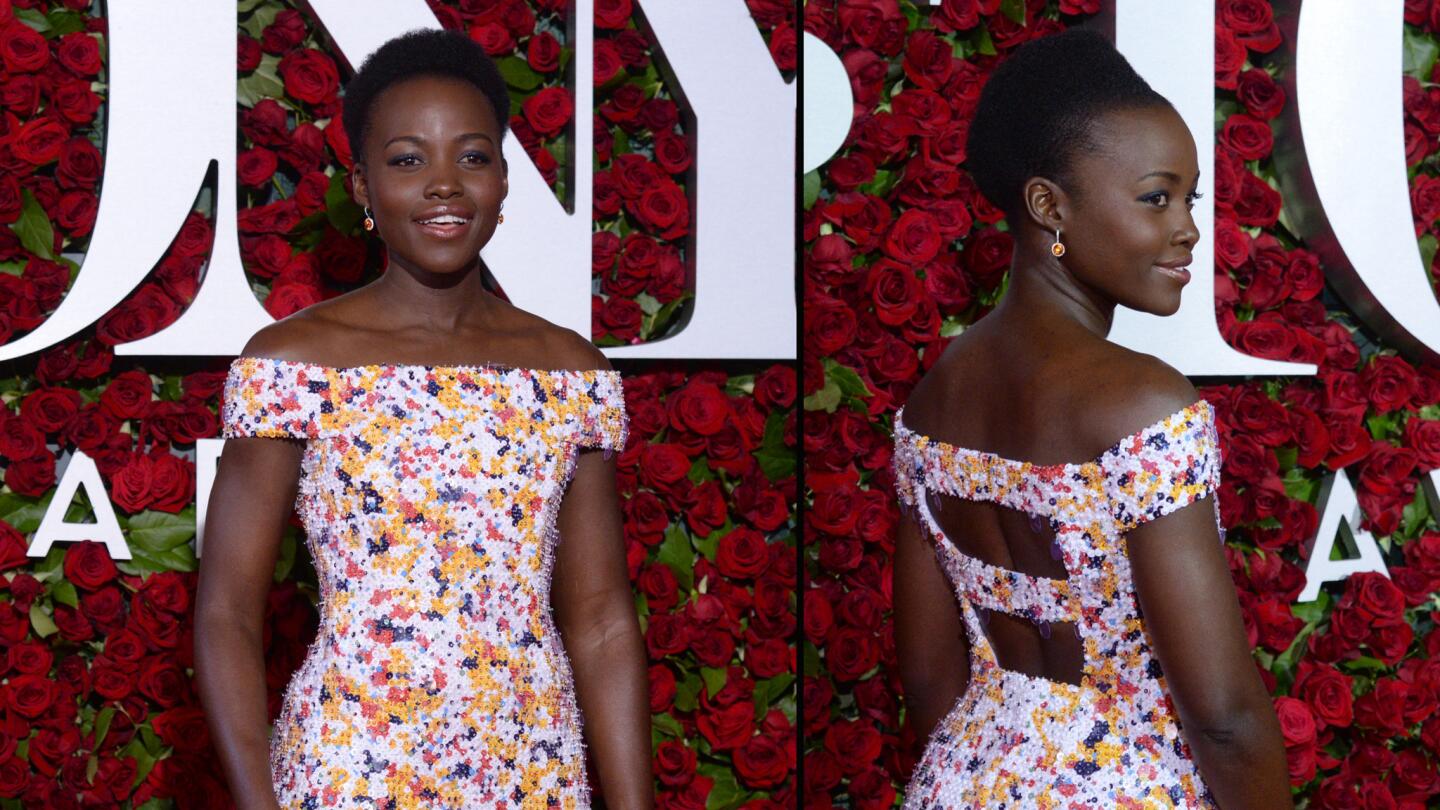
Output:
[
  {"xmin": 221, "ymin": 356, "xmax": 330, "ymax": 440},
  {"xmin": 569, "ymin": 369, "xmax": 629, "ymax": 452},
  {"xmin": 1100, "ymin": 400, "xmax": 1222, "ymax": 532}
]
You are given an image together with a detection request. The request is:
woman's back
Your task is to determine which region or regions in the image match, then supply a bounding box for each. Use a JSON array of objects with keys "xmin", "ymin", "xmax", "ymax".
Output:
[{"xmin": 893, "ymin": 323, "xmax": 1233, "ymax": 807}]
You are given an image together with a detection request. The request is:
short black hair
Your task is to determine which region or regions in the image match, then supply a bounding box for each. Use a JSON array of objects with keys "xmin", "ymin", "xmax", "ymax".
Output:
[
  {"xmin": 965, "ymin": 28, "xmax": 1172, "ymax": 220},
  {"xmin": 342, "ymin": 28, "xmax": 511, "ymax": 166}
]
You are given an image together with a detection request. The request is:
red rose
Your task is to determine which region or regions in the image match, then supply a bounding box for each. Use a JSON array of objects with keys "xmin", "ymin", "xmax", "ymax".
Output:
[
  {"xmin": 697, "ymin": 700, "xmax": 755, "ymax": 751},
  {"xmin": 522, "ymin": 86, "xmax": 573, "ymax": 138},
  {"xmin": 10, "ymin": 117, "xmax": 67, "ymax": 165},
  {"xmin": 1273, "ymin": 695, "xmax": 1316, "ymax": 749},
  {"xmin": 264, "ymin": 281, "xmax": 323, "ymax": 319},
  {"xmin": 138, "ymin": 659, "xmax": 187, "ymax": 707},
  {"xmin": 1354, "ymin": 678, "xmax": 1409, "ymax": 736},
  {"xmin": 63, "ymin": 540, "xmax": 117, "ymax": 591},
  {"xmin": 734, "ymin": 733, "xmax": 789, "ymax": 789},
  {"xmin": 50, "ymin": 79, "xmax": 101, "ymax": 125},
  {"xmin": 55, "ymin": 31, "xmax": 101, "ymax": 76},
  {"xmin": 1221, "ymin": 114, "xmax": 1273, "ymax": 161},
  {"xmin": 669, "ymin": 381, "xmax": 730, "ymax": 436},
  {"xmin": 259, "ymin": 9, "xmax": 306, "ymax": 53},
  {"xmin": 238, "ymin": 199, "xmax": 301, "ymax": 234},
  {"xmin": 648, "ymin": 664, "xmax": 675, "ymax": 713},
  {"xmin": 278, "ymin": 49, "xmax": 339, "ymax": 105},
  {"xmin": 1215, "ymin": 27, "xmax": 1246, "ymax": 90},
  {"xmin": 238, "ymin": 34, "xmax": 261, "ymax": 72},
  {"xmin": 882, "ymin": 209, "xmax": 942, "ymax": 265},
  {"xmin": 1359, "ymin": 442, "xmax": 1417, "ymax": 498},
  {"xmin": 526, "ymin": 31, "xmax": 560, "ymax": 72},
  {"xmin": 151, "ymin": 707, "xmax": 210, "ymax": 750},
  {"xmin": 867, "ymin": 261, "xmax": 922, "ymax": 326},
  {"xmin": 1406, "ymin": 417, "xmax": 1440, "ymax": 471},
  {"xmin": 55, "ymin": 137, "xmax": 101, "ymax": 191},
  {"xmin": 90, "ymin": 656, "xmax": 136, "ymax": 700},
  {"xmin": 80, "ymin": 586, "xmax": 125, "ymax": 633},
  {"xmin": 825, "ymin": 626, "xmax": 880, "ymax": 681},
  {"xmin": 645, "ymin": 612, "xmax": 689, "ymax": 658},
  {"xmin": 716, "ymin": 527, "xmax": 769, "ymax": 579},
  {"xmin": 931, "ymin": 0, "xmax": 1001, "ymax": 34},
  {"xmin": 5, "ymin": 673, "xmax": 56, "ymax": 718},
  {"xmin": 3, "ymin": 454, "xmax": 54, "ymax": 496},
  {"xmin": 746, "ymin": 637, "xmax": 791, "ymax": 679},
  {"xmin": 1233, "ymin": 171, "xmax": 1282, "ymax": 226},
  {"xmin": 468, "ymin": 21, "xmax": 514, "ymax": 56},
  {"xmin": 148, "ymin": 452, "xmax": 195, "ymax": 513},
  {"xmin": 1362, "ymin": 355, "xmax": 1418, "ymax": 413},
  {"xmin": 1236, "ymin": 68, "xmax": 1285, "ymax": 119},
  {"xmin": 963, "ymin": 226, "xmax": 1013, "ymax": 288},
  {"xmin": 0, "ymin": 21, "xmax": 48, "ymax": 73},
  {"xmin": 236, "ymin": 147, "xmax": 279, "ymax": 190},
  {"xmin": 109, "ymin": 452, "xmax": 155, "ymax": 513},
  {"xmin": 595, "ymin": 0, "xmax": 632, "ymax": 29},
  {"xmin": 630, "ymin": 178, "xmax": 689, "ymax": 238},
  {"xmin": 653, "ymin": 739, "xmax": 696, "ymax": 787}
]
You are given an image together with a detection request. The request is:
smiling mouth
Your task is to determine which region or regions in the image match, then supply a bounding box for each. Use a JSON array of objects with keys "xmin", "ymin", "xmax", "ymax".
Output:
[
  {"xmin": 1154, "ymin": 264, "xmax": 1191, "ymax": 284},
  {"xmin": 414, "ymin": 217, "xmax": 472, "ymax": 238}
]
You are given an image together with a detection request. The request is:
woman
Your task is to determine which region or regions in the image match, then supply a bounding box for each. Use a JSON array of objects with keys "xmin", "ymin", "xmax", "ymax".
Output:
[
  {"xmin": 891, "ymin": 30, "xmax": 1290, "ymax": 808},
  {"xmin": 195, "ymin": 29, "xmax": 652, "ymax": 809}
]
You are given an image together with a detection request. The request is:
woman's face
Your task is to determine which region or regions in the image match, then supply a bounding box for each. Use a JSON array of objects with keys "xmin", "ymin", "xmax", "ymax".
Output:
[
  {"xmin": 352, "ymin": 74, "xmax": 508, "ymax": 277},
  {"xmin": 1052, "ymin": 105, "xmax": 1201, "ymax": 317}
]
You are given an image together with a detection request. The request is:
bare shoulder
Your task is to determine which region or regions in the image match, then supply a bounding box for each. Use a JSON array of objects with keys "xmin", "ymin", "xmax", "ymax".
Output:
[
  {"xmin": 1079, "ymin": 342, "xmax": 1201, "ymax": 452},
  {"xmin": 237, "ymin": 309, "xmax": 335, "ymax": 362},
  {"xmin": 492, "ymin": 302, "xmax": 611, "ymax": 372}
]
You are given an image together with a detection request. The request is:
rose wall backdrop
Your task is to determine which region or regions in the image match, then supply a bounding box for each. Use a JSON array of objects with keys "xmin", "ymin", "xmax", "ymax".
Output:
[
  {"xmin": 0, "ymin": 0, "xmax": 797, "ymax": 807},
  {"xmin": 804, "ymin": 0, "xmax": 1440, "ymax": 807}
]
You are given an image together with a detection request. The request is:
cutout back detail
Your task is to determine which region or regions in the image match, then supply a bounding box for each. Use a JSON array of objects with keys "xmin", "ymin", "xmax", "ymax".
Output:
[{"xmin": 921, "ymin": 490, "xmax": 1085, "ymax": 686}]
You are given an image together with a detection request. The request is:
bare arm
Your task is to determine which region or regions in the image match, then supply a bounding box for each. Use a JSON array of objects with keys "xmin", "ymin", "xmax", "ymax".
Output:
[
  {"xmin": 552, "ymin": 446, "xmax": 653, "ymax": 808},
  {"xmin": 194, "ymin": 427, "xmax": 300, "ymax": 810},
  {"xmin": 894, "ymin": 508, "xmax": 969, "ymax": 754},
  {"xmin": 1119, "ymin": 374, "xmax": 1290, "ymax": 809}
]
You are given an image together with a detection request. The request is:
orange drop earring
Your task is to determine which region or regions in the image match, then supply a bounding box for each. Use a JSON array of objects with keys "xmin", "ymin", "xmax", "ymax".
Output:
[
  {"xmin": 1051, "ymin": 228, "xmax": 1066, "ymax": 257},
  {"xmin": 497, "ymin": 203, "xmax": 505, "ymax": 225},
  {"xmin": 363, "ymin": 206, "xmax": 375, "ymax": 232}
]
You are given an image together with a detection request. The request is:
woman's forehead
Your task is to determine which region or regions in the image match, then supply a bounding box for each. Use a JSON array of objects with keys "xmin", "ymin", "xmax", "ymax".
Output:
[
  {"xmin": 1079, "ymin": 106, "xmax": 1199, "ymax": 182},
  {"xmin": 369, "ymin": 75, "xmax": 499, "ymax": 133}
]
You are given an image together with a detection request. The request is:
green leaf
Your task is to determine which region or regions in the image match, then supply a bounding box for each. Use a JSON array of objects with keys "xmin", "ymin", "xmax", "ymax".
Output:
[
  {"xmin": 13, "ymin": 190, "xmax": 56, "ymax": 260},
  {"xmin": 694, "ymin": 525, "xmax": 725, "ymax": 563},
  {"xmin": 674, "ymin": 670, "xmax": 702, "ymax": 713},
  {"xmin": 93, "ymin": 706, "xmax": 116, "ymax": 751},
  {"xmin": 44, "ymin": 10, "xmax": 85, "ymax": 37},
  {"xmin": 324, "ymin": 170, "xmax": 364, "ymax": 234},
  {"xmin": 646, "ymin": 293, "xmax": 692, "ymax": 341},
  {"xmin": 802, "ymin": 379, "xmax": 840, "ymax": 413},
  {"xmin": 126, "ymin": 510, "xmax": 196, "ymax": 554},
  {"xmin": 1404, "ymin": 26, "xmax": 1440, "ymax": 82},
  {"xmin": 686, "ymin": 457, "xmax": 715, "ymax": 486},
  {"xmin": 14, "ymin": 9, "xmax": 48, "ymax": 34},
  {"xmin": 0, "ymin": 492, "xmax": 47, "ymax": 533},
  {"xmin": 700, "ymin": 665, "xmax": 728, "ymax": 698},
  {"xmin": 636, "ymin": 292, "xmax": 662, "ymax": 317},
  {"xmin": 1281, "ymin": 467, "xmax": 1318, "ymax": 503},
  {"xmin": 1365, "ymin": 412, "xmax": 1400, "ymax": 441},
  {"xmin": 658, "ymin": 525, "xmax": 695, "ymax": 592},
  {"xmin": 237, "ymin": 69, "xmax": 285, "ymax": 108},
  {"xmin": 497, "ymin": 56, "xmax": 543, "ymax": 91},
  {"xmin": 651, "ymin": 712, "xmax": 683, "ymax": 740},
  {"xmin": 1000, "ymin": 0, "xmax": 1027, "ymax": 25},
  {"xmin": 50, "ymin": 579, "xmax": 78, "ymax": 609},
  {"xmin": 703, "ymin": 769, "xmax": 750, "ymax": 810},
  {"xmin": 823, "ymin": 358, "xmax": 871, "ymax": 400},
  {"xmin": 1402, "ymin": 484, "xmax": 1433, "ymax": 537},
  {"xmin": 29, "ymin": 603, "xmax": 58, "ymax": 638},
  {"xmin": 753, "ymin": 673, "xmax": 796, "ymax": 721},
  {"xmin": 756, "ymin": 410, "xmax": 796, "ymax": 482},
  {"xmin": 238, "ymin": 4, "xmax": 278, "ymax": 39},
  {"xmin": 1421, "ymin": 234, "xmax": 1439, "ymax": 273},
  {"xmin": 975, "ymin": 23, "xmax": 997, "ymax": 56},
  {"xmin": 237, "ymin": 0, "xmax": 268, "ymax": 12},
  {"xmin": 128, "ymin": 542, "xmax": 197, "ymax": 574},
  {"xmin": 803, "ymin": 170, "xmax": 821, "ymax": 210}
]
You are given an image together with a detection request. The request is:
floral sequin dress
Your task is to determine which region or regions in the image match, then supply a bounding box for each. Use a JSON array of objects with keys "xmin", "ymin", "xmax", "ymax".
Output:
[
  {"xmin": 892, "ymin": 399, "xmax": 1224, "ymax": 809},
  {"xmin": 220, "ymin": 356, "xmax": 628, "ymax": 809}
]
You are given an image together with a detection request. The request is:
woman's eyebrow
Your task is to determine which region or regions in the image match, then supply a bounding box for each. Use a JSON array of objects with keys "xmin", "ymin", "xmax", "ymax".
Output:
[
  {"xmin": 383, "ymin": 132, "xmax": 494, "ymax": 148},
  {"xmin": 1135, "ymin": 169, "xmax": 1203, "ymax": 184}
]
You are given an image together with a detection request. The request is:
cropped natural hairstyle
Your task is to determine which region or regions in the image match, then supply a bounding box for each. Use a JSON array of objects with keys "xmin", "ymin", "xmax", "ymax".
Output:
[
  {"xmin": 964, "ymin": 28, "xmax": 1172, "ymax": 220},
  {"xmin": 341, "ymin": 28, "xmax": 511, "ymax": 167}
]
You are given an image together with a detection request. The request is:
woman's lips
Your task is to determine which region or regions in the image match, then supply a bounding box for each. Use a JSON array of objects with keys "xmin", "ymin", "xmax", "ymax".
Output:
[
  {"xmin": 1154, "ymin": 264, "xmax": 1191, "ymax": 284},
  {"xmin": 414, "ymin": 220, "xmax": 471, "ymax": 239}
]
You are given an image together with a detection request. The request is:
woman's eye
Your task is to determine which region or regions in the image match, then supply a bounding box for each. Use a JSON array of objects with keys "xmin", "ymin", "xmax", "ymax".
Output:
[
  {"xmin": 463, "ymin": 152, "xmax": 491, "ymax": 165},
  {"xmin": 1185, "ymin": 191, "xmax": 1205, "ymax": 209},
  {"xmin": 1145, "ymin": 192, "xmax": 1170, "ymax": 207},
  {"xmin": 389, "ymin": 155, "xmax": 419, "ymax": 167}
]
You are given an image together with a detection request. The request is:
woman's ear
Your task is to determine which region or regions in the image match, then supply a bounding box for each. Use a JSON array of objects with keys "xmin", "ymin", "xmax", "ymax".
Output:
[
  {"xmin": 1023, "ymin": 177, "xmax": 1066, "ymax": 233},
  {"xmin": 351, "ymin": 163, "xmax": 370, "ymax": 210}
]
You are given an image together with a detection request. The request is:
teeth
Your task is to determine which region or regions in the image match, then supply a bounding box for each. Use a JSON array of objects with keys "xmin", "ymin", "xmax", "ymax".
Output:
[{"xmin": 420, "ymin": 215, "xmax": 467, "ymax": 225}]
